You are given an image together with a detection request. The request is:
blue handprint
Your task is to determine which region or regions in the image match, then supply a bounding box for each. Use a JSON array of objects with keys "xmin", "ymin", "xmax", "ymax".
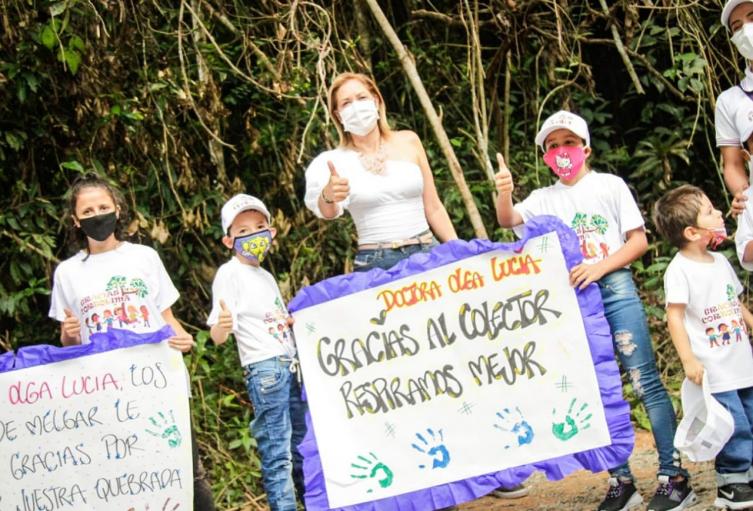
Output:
[
  {"xmin": 411, "ymin": 428, "xmax": 451, "ymax": 469},
  {"xmin": 494, "ymin": 407, "xmax": 534, "ymax": 449}
]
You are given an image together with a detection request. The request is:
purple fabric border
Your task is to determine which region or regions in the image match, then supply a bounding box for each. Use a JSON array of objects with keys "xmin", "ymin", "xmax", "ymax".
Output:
[
  {"xmin": 289, "ymin": 215, "xmax": 634, "ymax": 511},
  {"xmin": 0, "ymin": 326, "xmax": 175, "ymax": 373}
]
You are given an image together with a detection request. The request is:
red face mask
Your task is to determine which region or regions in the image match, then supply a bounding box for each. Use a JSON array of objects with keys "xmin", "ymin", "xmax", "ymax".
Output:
[{"xmin": 543, "ymin": 146, "xmax": 587, "ymax": 180}]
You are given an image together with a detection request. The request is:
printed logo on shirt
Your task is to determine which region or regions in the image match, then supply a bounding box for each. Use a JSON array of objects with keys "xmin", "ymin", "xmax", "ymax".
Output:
[
  {"xmin": 79, "ymin": 275, "xmax": 152, "ymax": 335},
  {"xmin": 705, "ymin": 321, "xmax": 746, "ymax": 348},
  {"xmin": 702, "ymin": 288, "xmax": 746, "ymax": 349},
  {"xmin": 570, "ymin": 213, "xmax": 610, "ymax": 262},
  {"xmin": 264, "ymin": 297, "xmax": 294, "ymax": 350}
]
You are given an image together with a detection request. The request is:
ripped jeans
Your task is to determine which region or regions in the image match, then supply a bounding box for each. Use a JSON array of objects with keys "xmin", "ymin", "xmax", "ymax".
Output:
[{"xmin": 598, "ymin": 269, "xmax": 687, "ymax": 480}]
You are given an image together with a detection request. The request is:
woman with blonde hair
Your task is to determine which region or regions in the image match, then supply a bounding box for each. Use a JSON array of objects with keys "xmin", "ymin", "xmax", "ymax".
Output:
[{"xmin": 304, "ymin": 72, "xmax": 457, "ymax": 272}]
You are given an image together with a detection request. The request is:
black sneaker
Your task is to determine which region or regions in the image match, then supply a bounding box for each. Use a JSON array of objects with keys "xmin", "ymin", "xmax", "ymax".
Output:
[
  {"xmin": 490, "ymin": 484, "xmax": 530, "ymax": 499},
  {"xmin": 598, "ymin": 477, "xmax": 643, "ymax": 511},
  {"xmin": 715, "ymin": 482, "xmax": 753, "ymax": 509},
  {"xmin": 647, "ymin": 475, "xmax": 698, "ymax": 511}
]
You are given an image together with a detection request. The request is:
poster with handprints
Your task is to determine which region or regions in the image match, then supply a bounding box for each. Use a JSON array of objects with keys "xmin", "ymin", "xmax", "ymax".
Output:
[
  {"xmin": 291, "ymin": 217, "xmax": 630, "ymax": 509},
  {"xmin": 0, "ymin": 326, "xmax": 192, "ymax": 510}
]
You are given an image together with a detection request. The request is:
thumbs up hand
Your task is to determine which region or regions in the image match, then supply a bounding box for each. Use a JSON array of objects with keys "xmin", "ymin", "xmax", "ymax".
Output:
[
  {"xmin": 494, "ymin": 152, "xmax": 514, "ymax": 195},
  {"xmin": 218, "ymin": 299, "xmax": 233, "ymax": 331},
  {"xmin": 322, "ymin": 161, "xmax": 350, "ymax": 203},
  {"xmin": 62, "ymin": 308, "xmax": 82, "ymax": 345}
]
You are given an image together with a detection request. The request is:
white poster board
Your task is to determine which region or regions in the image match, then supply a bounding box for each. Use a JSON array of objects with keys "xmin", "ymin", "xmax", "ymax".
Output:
[
  {"xmin": 293, "ymin": 232, "xmax": 610, "ymax": 507},
  {"xmin": 0, "ymin": 341, "xmax": 192, "ymax": 511}
]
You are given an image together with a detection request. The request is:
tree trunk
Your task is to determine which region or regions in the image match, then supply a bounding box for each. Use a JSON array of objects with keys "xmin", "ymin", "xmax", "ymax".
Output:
[{"xmin": 363, "ymin": 0, "xmax": 488, "ymax": 239}]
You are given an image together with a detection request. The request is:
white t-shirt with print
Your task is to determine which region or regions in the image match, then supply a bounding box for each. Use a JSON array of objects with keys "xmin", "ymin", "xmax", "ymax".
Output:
[
  {"xmin": 664, "ymin": 251, "xmax": 753, "ymax": 393},
  {"xmin": 206, "ymin": 257, "xmax": 296, "ymax": 367},
  {"xmin": 513, "ymin": 171, "xmax": 645, "ymax": 265},
  {"xmin": 49, "ymin": 242, "xmax": 180, "ymax": 344},
  {"xmin": 715, "ymin": 67, "xmax": 753, "ymax": 148}
]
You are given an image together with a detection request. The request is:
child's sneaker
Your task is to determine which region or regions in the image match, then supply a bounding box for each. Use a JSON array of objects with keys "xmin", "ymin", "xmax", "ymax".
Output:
[
  {"xmin": 647, "ymin": 475, "xmax": 697, "ymax": 510},
  {"xmin": 598, "ymin": 477, "xmax": 643, "ymax": 511},
  {"xmin": 714, "ymin": 482, "xmax": 753, "ymax": 509}
]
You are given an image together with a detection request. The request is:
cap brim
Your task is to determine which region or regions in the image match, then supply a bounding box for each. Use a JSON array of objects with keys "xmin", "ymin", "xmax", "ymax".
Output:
[
  {"xmin": 723, "ymin": 0, "xmax": 751, "ymax": 29},
  {"xmin": 534, "ymin": 127, "xmax": 556, "ymax": 150}
]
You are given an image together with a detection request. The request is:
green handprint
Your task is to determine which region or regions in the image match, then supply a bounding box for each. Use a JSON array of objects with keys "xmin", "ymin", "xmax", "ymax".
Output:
[
  {"xmin": 552, "ymin": 398, "xmax": 592, "ymax": 441},
  {"xmin": 145, "ymin": 410, "xmax": 182, "ymax": 448},
  {"xmin": 350, "ymin": 452, "xmax": 394, "ymax": 493}
]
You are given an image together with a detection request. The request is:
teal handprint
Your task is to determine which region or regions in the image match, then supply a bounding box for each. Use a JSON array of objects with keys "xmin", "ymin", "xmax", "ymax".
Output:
[
  {"xmin": 552, "ymin": 398, "xmax": 592, "ymax": 441},
  {"xmin": 145, "ymin": 410, "xmax": 182, "ymax": 448},
  {"xmin": 350, "ymin": 452, "xmax": 394, "ymax": 493}
]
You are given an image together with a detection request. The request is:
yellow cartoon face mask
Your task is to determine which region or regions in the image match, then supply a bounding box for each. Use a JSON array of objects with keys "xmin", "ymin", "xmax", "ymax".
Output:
[{"xmin": 233, "ymin": 229, "xmax": 272, "ymax": 264}]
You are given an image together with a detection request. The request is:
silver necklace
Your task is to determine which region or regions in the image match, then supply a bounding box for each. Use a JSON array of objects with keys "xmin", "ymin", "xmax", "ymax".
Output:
[{"xmin": 357, "ymin": 139, "xmax": 387, "ymax": 175}]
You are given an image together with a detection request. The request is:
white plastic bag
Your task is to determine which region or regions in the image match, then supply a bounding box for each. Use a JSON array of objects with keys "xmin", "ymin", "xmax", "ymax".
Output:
[{"xmin": 674, "ymin": 373, "xmax": 734, "ymax": 462}]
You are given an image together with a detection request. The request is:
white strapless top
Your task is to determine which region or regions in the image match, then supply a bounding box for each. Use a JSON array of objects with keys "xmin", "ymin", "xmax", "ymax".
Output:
[{"xmin": 304, "ymin": 148, "xmax": 430, "ymax": 245}]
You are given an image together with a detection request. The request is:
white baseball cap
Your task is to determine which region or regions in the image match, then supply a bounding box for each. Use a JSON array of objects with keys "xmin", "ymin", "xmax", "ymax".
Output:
[
  {"xmin": 722, "ymin": 0, "xmax": 753, "ymax": 30},
  {"xmin": 221, "ymin": 194, "xmax": 271, "ymax": 234},
  {"xmin": 674, "ymin": 373, "xmax": 734, "ymax": 462},
  {"xmin": 534, "ymin": 110, "xmax": 591, "ymax": 151}
]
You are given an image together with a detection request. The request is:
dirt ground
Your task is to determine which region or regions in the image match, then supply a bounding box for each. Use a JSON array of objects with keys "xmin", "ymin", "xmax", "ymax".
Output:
[{"xmin": 459, "ymin": 429, "xmax": 722, "ymax": 511}]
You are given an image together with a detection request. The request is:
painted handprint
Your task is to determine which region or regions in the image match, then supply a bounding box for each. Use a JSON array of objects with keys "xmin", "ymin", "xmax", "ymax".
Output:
[
  {"xmin": 552, "ymin": 398, "xmax": 592, "ymax": 441},
  {"xmin": 127, "ymin": 498, "xmax": 180, "ymax": 511},
  {"xmin": 145, "ymin": 410, "xmax": 182, "ymax": 448},
  {"xmin": 350, "ymin": 452, "xmax": 394, "ymax": 493},
  {"xmin": 411, "ymin": 428, "xmax": 451, "ymax": 469},
  {"xmin": 493, "ymin": 407, "xmax": 534, "ymax": 449}
]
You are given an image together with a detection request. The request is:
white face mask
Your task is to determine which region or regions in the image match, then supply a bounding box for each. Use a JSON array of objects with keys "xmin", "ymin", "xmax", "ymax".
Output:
[
  {"xmin": 732, "ymin": 23, "xmax": 753, "ymax": 60},
  {"xmin": 339, "ymin": 99, "xmax": 379, "ymax": 136}
]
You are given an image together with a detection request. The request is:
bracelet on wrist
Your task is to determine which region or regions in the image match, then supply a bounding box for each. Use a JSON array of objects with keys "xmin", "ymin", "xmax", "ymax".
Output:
[{"xmin": 321, "ymin": 188, "xmax": 335, "ymax": 204}]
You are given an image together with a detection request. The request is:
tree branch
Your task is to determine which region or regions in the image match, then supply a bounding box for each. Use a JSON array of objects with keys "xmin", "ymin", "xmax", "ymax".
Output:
[
  {"xmin": 364, "ymin": 0, "xmax": 488, "ymax": 238},
  {"xmin": 597, "ymin": 0, "xmax": 645, "ymax": 94}
]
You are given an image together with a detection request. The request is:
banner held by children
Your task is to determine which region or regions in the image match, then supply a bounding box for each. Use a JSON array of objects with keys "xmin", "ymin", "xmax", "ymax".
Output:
[
  {"xmin": 0, "ymin": 327, "xmax": 192, "ymax": 511},
  {"xmin": 291, "ymin": 216, "xmax": 633, "ymax": 509}
]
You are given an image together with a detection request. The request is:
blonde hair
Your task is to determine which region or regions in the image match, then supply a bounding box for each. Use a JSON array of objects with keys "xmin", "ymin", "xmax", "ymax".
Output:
[{"xmin": 327, "ymin": 72, "xmax": 391, "ymax": 147}]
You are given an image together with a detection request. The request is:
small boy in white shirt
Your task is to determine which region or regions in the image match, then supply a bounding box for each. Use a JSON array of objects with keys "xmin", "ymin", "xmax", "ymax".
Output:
[
  {"xmin": 654, "ymin": 184, "xmax": 753, "ymax": 509},
  {"xmin": 207, "ymin": 194, "xmax": 307, "ymax": 511},
  {"xmin": 495, "ymin": 111, "xmax": 692, "ymax": 511}
]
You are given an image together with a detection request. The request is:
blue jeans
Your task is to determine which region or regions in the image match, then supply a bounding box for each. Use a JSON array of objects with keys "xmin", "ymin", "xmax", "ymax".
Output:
[
  {"xmin": 599, "ymin": 269, "xmax": 686, "ymax": 480},
  {"xmin": 245, "ymin": 357, "xmax": 308, "ymax": 511},
  {"xmin": 713, "ymin": 386, "xmax": 753, "ymax": 485},
  {"xmin": 353, "ymin": 239, "xmax": 438, "ymax": 272}
]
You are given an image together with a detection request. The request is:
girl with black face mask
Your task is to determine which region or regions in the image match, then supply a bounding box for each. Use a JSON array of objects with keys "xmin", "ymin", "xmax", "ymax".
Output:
[{"xmin": 48, "ymin": 173, "xmax": 216, "ymax": 510}]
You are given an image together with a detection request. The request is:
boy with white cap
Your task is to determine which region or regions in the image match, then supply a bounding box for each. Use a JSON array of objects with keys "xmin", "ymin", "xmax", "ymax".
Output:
[
  {"xmin": 716, "ymin": 0, "xmax": 753, "ymax": 215},
  {"xmin": 207, "ymin": 194, "xmax": 307, "ymax": 511},
  {"xmin": 495, "ymin": 111, "xmax": 693, "ymax": 511}
]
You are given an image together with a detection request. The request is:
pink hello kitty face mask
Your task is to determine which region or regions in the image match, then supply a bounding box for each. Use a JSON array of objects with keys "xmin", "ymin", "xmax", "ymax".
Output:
[{"xmin": 543, "ymin": 146, "xmax": 587, "ymax": 180}]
